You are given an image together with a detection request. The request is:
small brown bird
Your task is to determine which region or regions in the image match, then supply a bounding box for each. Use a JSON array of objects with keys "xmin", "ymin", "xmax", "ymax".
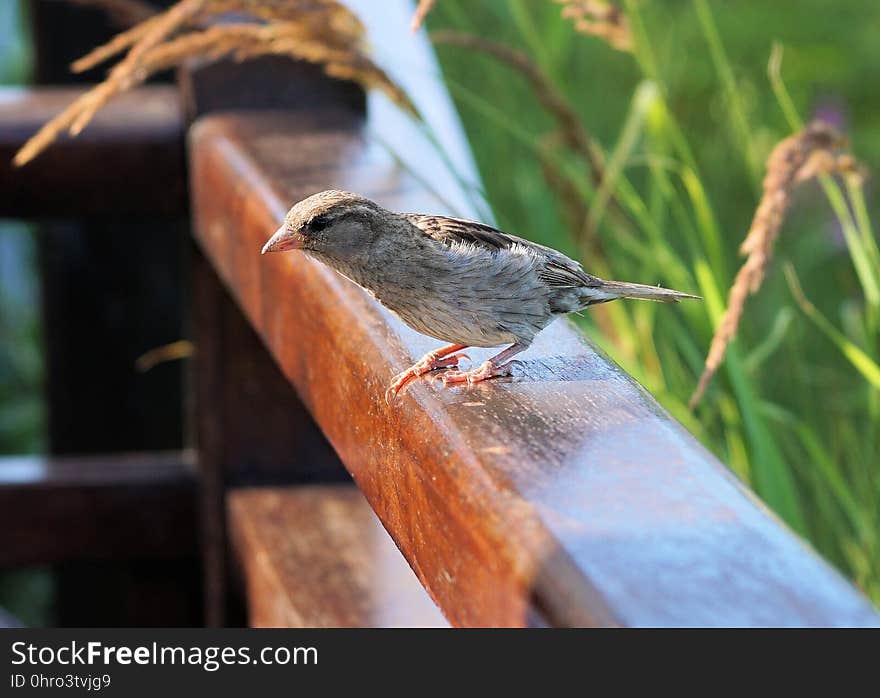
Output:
[{"xmin": 262, "ymin": 190, "xmax": 700, "ymax": 402}]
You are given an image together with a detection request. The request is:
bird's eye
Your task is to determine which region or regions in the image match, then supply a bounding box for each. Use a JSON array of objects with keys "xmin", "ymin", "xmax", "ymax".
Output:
[{"xmin": 309, "ymin": 214, "xmax": 332, "ymax": 233}]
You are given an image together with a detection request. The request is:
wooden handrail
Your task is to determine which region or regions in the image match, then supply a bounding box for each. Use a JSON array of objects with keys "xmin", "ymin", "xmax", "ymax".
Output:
[
  {"xmin": 0, "ymin": 451, "xmax": 196, "ymax": 567},
  {"xmin": 229, "ymin": 485, "xmax": 448, "ymax": 627},
  {"xmin": 0, "ymin": 85, "xmax": 185, "ymax": 217},
  {"xmin": 0, "ymin": 0, "xmax": 872, "ymax": 628},
  {"xmin": 187, "ymin": 107, "xmax": 879, "ymax": 626},
  {"xmin": 184, "ymin": 0, "xmax": 878, "ymax": 628}
]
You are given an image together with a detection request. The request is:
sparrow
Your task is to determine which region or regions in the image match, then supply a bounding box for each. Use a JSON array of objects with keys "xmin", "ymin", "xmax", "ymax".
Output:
[{"xmin": 262, "ymin": 190, "xmax": 700, "ymax": 402}]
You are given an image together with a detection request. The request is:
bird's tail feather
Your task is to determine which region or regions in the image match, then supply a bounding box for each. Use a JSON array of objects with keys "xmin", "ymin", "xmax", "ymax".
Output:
[{"xmin": 587, "ymin": 279, "xmax": 701, "ymax": 305}]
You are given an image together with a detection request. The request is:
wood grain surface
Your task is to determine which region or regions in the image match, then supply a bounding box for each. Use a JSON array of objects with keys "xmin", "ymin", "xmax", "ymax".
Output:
[
  {"xmin": 190, "ymin": 243, "xmax": 349, "ymax": 626},
  {"xmin": 0, "ymin": 85, "xmax": 185, "ymax": 217},
  {"xmin": 229, "ymin": 485, "xmax": 448, "ymax": 628},
  {"xmin": 0, "ymin": 451, "xmax": 196, "ymax": 567},
  {"xmin": 188, "ymin": 110, "xmax": 879, "ymax": 627}
]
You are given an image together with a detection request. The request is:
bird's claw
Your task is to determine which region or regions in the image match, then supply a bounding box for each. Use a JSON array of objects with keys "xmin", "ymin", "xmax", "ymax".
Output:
[
  {"xmin": 438, "ymin": 360, "xmax": 513, "ymax": 385},
  {"xmin": 433, "ymin": 352, "xmax": 470, "ymax": 368},
  {"xmin": 385, "ymin": 351, "xmax": 471, "ymax": 404},
  {"xmin": 384, "ymin": 385, "xmax": 401, "ymax": 405}
]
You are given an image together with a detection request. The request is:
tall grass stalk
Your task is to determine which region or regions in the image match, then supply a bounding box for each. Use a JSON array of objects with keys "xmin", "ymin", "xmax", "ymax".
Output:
[{"xmin": 430, "ymin": 0, "xmax": 880, "ymax": 601}]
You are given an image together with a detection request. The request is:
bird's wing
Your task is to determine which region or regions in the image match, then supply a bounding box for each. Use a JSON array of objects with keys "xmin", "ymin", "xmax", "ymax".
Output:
[
  {"xmin": 402, "ymin": 213, "xmax": 519, "ymax": 251},
  {"xmin": 402, "ymin": 213, "xmax": 598, "ymax": 289}
]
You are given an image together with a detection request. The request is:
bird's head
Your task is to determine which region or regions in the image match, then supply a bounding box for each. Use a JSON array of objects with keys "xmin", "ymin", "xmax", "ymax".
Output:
[{"xmin": 261, "ymin": 190, "xmax": 385, "ymax": 258}]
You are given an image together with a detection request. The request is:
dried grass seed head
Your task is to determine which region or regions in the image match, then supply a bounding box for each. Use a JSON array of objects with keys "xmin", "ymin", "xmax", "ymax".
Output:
[
  {"xmin": 15, "ymin": 0, "xmax": 416, "ymax": 167},
  {"xmin": 690, "ymin": 120, "xmax": 864, "ymax": 408}
]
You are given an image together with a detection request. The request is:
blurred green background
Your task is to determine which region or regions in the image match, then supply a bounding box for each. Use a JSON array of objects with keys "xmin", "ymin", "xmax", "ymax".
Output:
[
  {"xmin": 0, "ymin": 0, "xmax": 39, "ymax": 453},
  {"xmin": 0, "ymin": 0, "xmax": 53, "ymax": 626},
  {"xmin": 426, "ymin": 0, "xmax": 879, "ymax": 602}
]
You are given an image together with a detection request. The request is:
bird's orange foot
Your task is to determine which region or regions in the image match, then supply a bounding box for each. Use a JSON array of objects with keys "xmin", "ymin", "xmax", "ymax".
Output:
[
  {"xmin": 385, "ymin": 350, "xmax": 470, "ymax": 403},
  {"xmin": 438, "ymin": 359, "xmax": 514, "ymax": 386}
]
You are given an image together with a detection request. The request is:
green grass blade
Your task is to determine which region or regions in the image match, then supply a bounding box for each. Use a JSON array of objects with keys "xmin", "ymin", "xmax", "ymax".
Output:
[
  {"xmin": 785, "ymin": 263, "xmax": 880, "ymax": 389},
  {"xmin": 692, "ymin": 0, "xmax": 761, "ymax": 186}
]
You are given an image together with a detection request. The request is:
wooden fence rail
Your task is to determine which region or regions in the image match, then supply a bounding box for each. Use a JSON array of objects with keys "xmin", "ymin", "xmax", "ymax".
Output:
[
  {"xmin": 0, "ymin": 0, "xmax": 877, "ymax": 627},
  {"xmin": 0, "ymin": 451, "xmax": 196, "ymax": 568},
  {"xmin": 0, "ymin": 86, "xmax": 185, "ymax": 217},
  {"xmin": 182, "ymin": 0, "xmax": 876, "ymax": 627},
  {"xmin": 187, "ymin": 104, "xmax": 879, "ymax": 627}
]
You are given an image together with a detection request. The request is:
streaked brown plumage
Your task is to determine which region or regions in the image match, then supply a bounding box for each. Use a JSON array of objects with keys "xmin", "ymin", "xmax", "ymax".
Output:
[{"xmin": 262, "ymin": 190, "xmax": 700, "ymax": 402}]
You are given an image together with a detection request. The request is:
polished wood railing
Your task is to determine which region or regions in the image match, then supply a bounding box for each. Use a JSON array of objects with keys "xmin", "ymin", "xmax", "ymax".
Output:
[
  {"xmin": 184, "ymin": 0, "xmax": 878, "ymax": 626},
  {"xmin": 186, "ymin": 106, "xmax": 879, "ymax": 628},
  {"xmin": 0, "ymin": 0, "xmax": 877, "ymax": 627}
]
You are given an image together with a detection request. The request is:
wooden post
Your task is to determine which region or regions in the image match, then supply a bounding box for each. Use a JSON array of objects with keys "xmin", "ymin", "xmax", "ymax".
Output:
[
  {"xmin": 190, "ymin": 245, "xmax": 348, "ymax": 626},
  {"xmin": 182, "ymin": 56, "xmax": 361, "ymax": 626}
]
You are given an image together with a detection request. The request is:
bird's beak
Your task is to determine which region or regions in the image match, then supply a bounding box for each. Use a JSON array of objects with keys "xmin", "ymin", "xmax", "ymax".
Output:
[{"xmin": 261, "ymin": 225, "xmax": 303, "ymax": 254}]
